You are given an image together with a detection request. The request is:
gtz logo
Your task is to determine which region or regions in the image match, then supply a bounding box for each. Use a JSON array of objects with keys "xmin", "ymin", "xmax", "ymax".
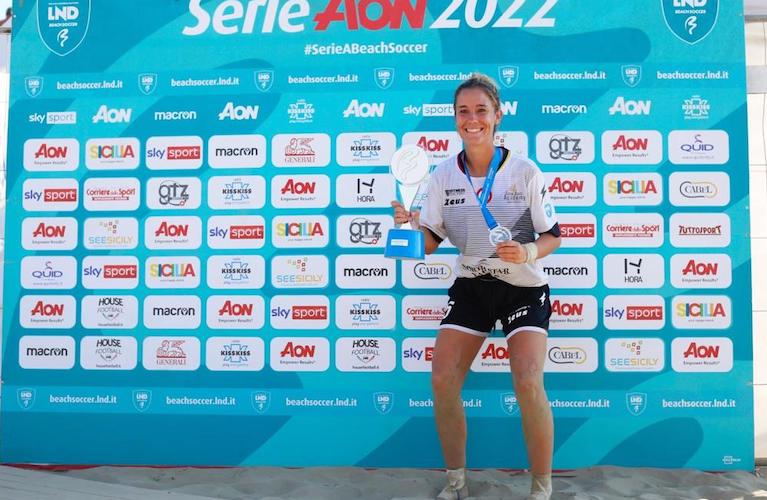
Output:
[
  {"xmin": 37, "ymin": 0, "xmax": 91, "ymax": 56},
  {"xmin": 662, "ymin": 0, "xmax": 719, "ymax": 45}
]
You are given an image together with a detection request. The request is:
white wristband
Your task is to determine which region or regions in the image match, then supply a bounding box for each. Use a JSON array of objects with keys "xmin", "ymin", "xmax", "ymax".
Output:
[{"xmin": 523, "ymin": 242, "xmax": 538, "ymax": 264}]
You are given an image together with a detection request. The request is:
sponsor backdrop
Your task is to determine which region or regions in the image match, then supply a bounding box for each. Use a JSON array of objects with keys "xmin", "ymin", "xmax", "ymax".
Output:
[{"xmin": 2, "ymin": 0, "xmax": 752, "ymax": 469}]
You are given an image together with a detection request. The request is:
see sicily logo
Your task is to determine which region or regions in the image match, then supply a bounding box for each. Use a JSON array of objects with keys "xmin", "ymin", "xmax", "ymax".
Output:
[{"xmin": 37, "ymin": 0, "xmax": 91, "ymax": 56}]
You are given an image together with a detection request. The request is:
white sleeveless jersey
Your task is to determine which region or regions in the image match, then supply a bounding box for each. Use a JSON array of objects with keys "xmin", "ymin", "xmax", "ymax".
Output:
[{"xmin": 419, "ymin": 149, "xmax": 558, "ymax": 287}]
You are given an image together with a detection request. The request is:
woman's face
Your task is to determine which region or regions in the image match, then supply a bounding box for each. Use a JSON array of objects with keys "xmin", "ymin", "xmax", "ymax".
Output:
[{"xmin": 454, "ymin": 87, "xmax": 501, "ymax": 148}]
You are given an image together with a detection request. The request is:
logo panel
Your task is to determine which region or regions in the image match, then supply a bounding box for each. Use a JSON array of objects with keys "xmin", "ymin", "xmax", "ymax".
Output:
[
  {"xmin": 401, "ymin": 132, "xmax": 462, "ymax": 165},
  {"xmin": 669, "ymin": 171, "xmax": 730, "ymax": 206},
  {"xmin": 672, "ymin": 295, "xmax": 732, "ymax": 329},
  {"xmin": 402, "ymin": 255, "xmax": 458, "ymax": 289},
  {"xmin": 206, "ymin": 337, "xmax": 265, "ymax": 371},
  {"xmin": 20, "ymin": 295, "xmax": 76, "ymax": 329},
  {"xmin": 336, "ymin": 132, "xmax": 397, "ymax": 167},
  {"xmin": 144, "ymin": 216, "xmax": 202, "ymax": 250},
  {"xmin": 270, "ymin": 337, "xmax": 330, "ymax": 372},
  {"xmin": 670, "ymin": 254, "xmax": 732, "ymax": 289},
  {"xmin": 19, "ymin": 335, "xmax": 76, "ymax": 369},
  {"xmin": 603, "ymin": 173, "xmax": 663, "ymax": 206},
  {"xmin": 336, "ymin": 174, "xmax": 397, "ymax": 208},
  {"xmin": 401, "ymin": 295, "xmax": 449, "ymax": 330},
  {"xmin": 81, "ymin": 256, "xmax": 139, "ymax": 290},
  {"xmin": 335, "ymin": 337, "xmax": 396, "ymax": 372},
  {"xmin": 335, "ymin": 295, "xmax": 396, "ymax": 330},
  {"xmin": 20, "ymin": 256, "xmax": 78, "ymax": 290},
  {"xmin": 206, "ymin": 255, "xmax": 266, "ymax": 289},
  {"xmin": 83, "ymin": 177, "xmax": 140, "ymax": 211},
  {"xmin": 207, "ymin": 175, "xmax": 266, "ymax": 210},
  {"xmin": 142, "ymin": 337, "xmax": 201, "ymax": 371},
  {"xmin": 535, "ymin": 131, "xmax": 595, "ymax": 165},
  {"xmin": 22, "ymin": 217, "xmax": 78, "ymax": 251},
  {"xmin": 401, "ymin": 337, "xmax": 436, "ymax": 372},
  {"xmin": 671, "ymin": 337, "xmax": 733, "ymax": 372},
  {"xmin": 544, "ymin": 173, "xmax": 597, "ymax": 207},
  {"xmin": 602, "ymin": 254, "xmax": 665, "ymax": 289},
  {"xmin": 208, "ymin": 215, "xmax": 267, "ymax": 249},
  {"xmin": 146, "ymin": 177, "xmax": 202, "ymax": 210},
  {"xmin": 80, "ymin": 336, "xmax": 138, "ymax": 370},
  {"xmin": 81, "ymin": 295, "xmax": 139, "ymax": 329},
  {"xmin": 605, "ymin": 338, "xmax": 664, "ymax": 372},
  {"xmin": 272, "ymin": 215, "xmax": 329, "ymax": 248},
  {"xmin": 602, "ymin": 213, "xmax": 664, "ymax": 248},
  {"xmin": 335, "ymin": 255, "xmax": 396, "ymax": 289},
  {"xmin": 494, "ymin": 131, "xmax": 529, "ymax": 156},
  {"xmin": 603, "ymin": 295, "xmax": 665, "ymax": 330},
  {"xmin": 271, "ymin": 174, "xmax": 331, "ymax": 209},
  {"xmin": 668, "ymin": 130, "xmax": 729, "ymax": 164},
  {"xmin": 143, "ymin": 296, "xmax": 201, "ymax": 329},
  {"xmin": 271, "ymin": 255, "xmax": 329, "ymax": 289},
  {"xmin": 83, "ymin": 217, "xmax": 138, "ymax": 250},
  {"xmin": 271, "ymin": 133, "xmax": 331, "ymax": 167},
  {"xmin": 669, "ymin": 213, "xmax": 730, "ymax": 247},
  {"xmin": 23, "ymin": 178, "xmax": 79, "ymax": 211},
  {"xmin": 549, "ymin": 295, "xmax": 598, "ymax": 331},
  {"xmin": 601, "ymin": 130, "xmax": 663, "ymax": 164},
  {"xmin": 557, "ymin": 213, "xmax": 597, "ymax": 248},
  {"xmin": 145, "ymin": 256, "xmax": 200, "ymax": 289},
  {"xmin": 270, "ymin": 295, "xmax": 330, "ymax": 330},
  {"xmin": 24, "ymin": 139, "xmax": 79, "ymax": 171},
  {"xmin": 544, "ymin": 337, "xmax": 599, "ymax": 373},
  {"xmin": 208, "ymin": 134, "xmax": 267, "ymax": 169},
  {"xmin": 85, "ymin": 138, "xmax": 140, "ymax": 170},
  {"xmin": 336, "ymin": 215, "xmax": 393, "ymax": 248},
  {"xmin": 146, "ymin": 136, "xmax": 203, "ymax": 170},
  {"xmin": 206, "ymin": 296, "xmax": 266, "ymax": 330},
  {"xmin": 470, "ymin": 339, "xmax": 510, "ymax": 373},
  {"xmin": 539, "ymin": 254, "xmax": 598, "ymax": 289}
]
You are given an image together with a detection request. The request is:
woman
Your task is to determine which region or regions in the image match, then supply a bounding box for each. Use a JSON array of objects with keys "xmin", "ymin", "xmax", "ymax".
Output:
[{"xmin": 392, "ymin": 73, "xmax": 561, "ymax": 500}]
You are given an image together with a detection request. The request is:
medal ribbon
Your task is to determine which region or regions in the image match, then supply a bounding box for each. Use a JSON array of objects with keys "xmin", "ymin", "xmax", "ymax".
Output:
[{"xmin": 459, "ymin": 146, "xmax": 504, "ymax": 230}]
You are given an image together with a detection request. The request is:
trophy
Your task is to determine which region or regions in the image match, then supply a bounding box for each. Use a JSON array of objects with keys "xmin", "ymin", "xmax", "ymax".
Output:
[{"xmin": 384, "ymin": 144, "xmax": 430, "ymax": 260}]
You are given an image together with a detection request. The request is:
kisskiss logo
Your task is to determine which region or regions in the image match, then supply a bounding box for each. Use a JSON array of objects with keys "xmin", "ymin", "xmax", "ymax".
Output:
[
  {"xmin": 337, "ymin": 132, "xmax": 396, "ymax": 166},
  {"xmin": 336, "ymin": 337, "xmax": 396, "ymax": 372},
  {"xmin": 272, "ymin": 133, "xmax": 331, "ymax": 167},
  {"xmin": 604, "ymin": 173, "xmax": 662, "ymax": 206},
  {"xmin": 272, "ymin": 215, "xmax": 328, "ymax": 248},
  {"xmin": 545, "ymin": 173, "xmax": 597, "ymax": 206},
  {"xmin": 270, "ymin": 295, "xmax": 330, "ymax": 330},
  {"xmin": 206, "ymin": 337, "xmax": 265, "ymax": 371},
  {"xmin": 402, "ymin": 132, "xmax": 462, "ymax": 164},
  {"xmin": 208, "ymin": 215, "xmax": 266, "ymax": 249},
  {"xmin": 145, "ymin": 216, "xmax": 202, "ymax": 249},
  {"xmin": 602, "ymin": 213, "xmax": 664, "ymax": 248},
  {"xmin": 146, "ymin": 257, "xmax": 200, "ymax": 289},
  {"xmin": 402, "ymin": 337, "xmax": 436, "ymax": 372},
  {"xmin": 682, "ymin": 95, "xmax": 710, "ymax": 119},
  {"xmin": 143, "ymin": 296, "xmax": 201, "ymax": 329},
  {"xmin": 602, "ymin": 131, "xmax": 662, "ymax": 164},
  {"xmin": 147, "ymin": 177, "xmax": 202, "ymax": 209},
  {"xmin": 471, "ymin": 340, "xmax": 510, "ymax": 372},
  {"xmin": 81, "ymin": 295, "xmax": 139, "ymax": 329},
  {"xmin": 81, "ymin": 256, "xmax": 139, "ymax": 290},
  {"xmin": 207, "ymin": 255, "xmax": 266, "ymax": 289},
  {"xmin": 146, "ymin": 136, "xmax": 203, "ymax": 170},
  {"xmin": 672, "ymin": 295, "xmax": 731, "ymax": 329},
  {"xmin": 671, "ymin": 337, "xmax": 733, "ymax": 373},
  {"xmin": 23, "ymin": 178, "xmax": 79, "ymax": 211},
  {"xmin": 207, "ymin": 296, "xmax": 265, "ymax": 329},
  {"xmin": 670, "ymin": 213, "xmax": 730, "ymax": 248},
  {"xmin": 21, "ymin": 256, "xmax": 77, "ymax": 290},
  {"xmin": 84, "ymin": 217, "xmax": 138, "ymax": 250},
  {"xmin": 85, "ymin": 138, "xmax": 140, "ymax": 170},
  {"xmin": 605, "ymin": 338, "xmax": 664, "ymax": 372},
  {"xmin": 83, "ymin": 177, "xmax": 140, "ymax": 211},
  {"xmin": 288, "ymin": 98, "xmax": 314, "ymax": 123},
  {"xmin": 270, "ymin": 337, "xmax": 330, "ymax": 372},
  {"xmin": 24, "ymin": 139, "xmax": 79, "ymax": 171},
  {"xmin": 670, "ymin": 254, "xmax": 732, "ymax": 289},
  {"xmin": 208, "ymin": 175, "xmax": 266, "ymax": 209},
  {"xmin": 335, "ymin": 295, "xmax": 396, "ymax": 330},
  {"xmin": 272, "ymin": 174, "xmax": 331, "ymax": 208},
  {"xmin": 20, "ymin": 295, "xmax": 76, "ymax": 329},
  {"xmin": 603, "ymin": 295, "xmax": 665, "ymax": 330},
  {"xmin": 549, "ymin": 295, "xmax": 598, "ymax": 330},
  {"xmin": 22, "ymin": 217, "xmax": 78, "ymax": 250},
  {"xmin": 143, "ymin": 337, "xmax": 201, "ymax": 370}
]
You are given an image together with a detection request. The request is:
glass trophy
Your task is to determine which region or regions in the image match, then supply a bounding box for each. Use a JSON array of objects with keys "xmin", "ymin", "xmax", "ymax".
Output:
[{"xmin": 384, "ymin": 145, "xmax": 430, "ymax": 260}]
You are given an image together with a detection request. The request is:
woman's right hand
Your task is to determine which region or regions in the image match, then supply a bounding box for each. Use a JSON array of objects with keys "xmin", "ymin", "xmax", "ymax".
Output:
[{"xmin": 391, "ymin": 200, "xmax": 420, "ymax": 229}]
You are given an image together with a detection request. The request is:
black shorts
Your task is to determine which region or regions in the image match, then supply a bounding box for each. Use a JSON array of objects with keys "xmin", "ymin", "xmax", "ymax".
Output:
[{"xmin": 441, "ymin": 276, "xmax": 551, "ymax": 338}]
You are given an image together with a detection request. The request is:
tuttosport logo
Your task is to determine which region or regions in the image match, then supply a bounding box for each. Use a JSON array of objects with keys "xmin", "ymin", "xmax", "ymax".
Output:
[
  {"xmin": 145, "ymin": 216, "xmax": 202, "ymax": 250},
  {"xmin": 272, "ymin": 215, "xmax": 329, "ymax": 248},
  {"xmin": 208, "ymin": 215, "xmax": 267, "ymax": 249},
  {"xmin": 24, "ymin": 138, "xmax": 80, "ymax": 171},
  {"xmin": 402, "ymin": 255, "xmax": 458, "ymax": 289},
  {"xmin": 143, "ymin": 295, "xmax": 201, "ymax": 330},
  {"xmin": 670, "ymin": 254, "xmax": 732, "ymax": 289},
  {"xmin": 335, "ymin": 254, "xmax": 396, "ymax": 289},
  {"xmin": 142, "ymin": 336, "xmax": 201, "ymax": 371},
  {"xmin": 402, "ymin": 337, "xmax": 436, "ymax": 372},
  {"xmin": 271, "ymin": 255, "xmax": 329, "ymax": 289},
  {"xmin": 535, "ymin": 131, "xmax": 595, "ymax": 165},
  {"xmin": 601, "ymin": 130, "xmax": 663, "ymax": 164},
  {"xmin": 605, "ymin": 338, "xmax": 664, "ymax": 372},
  {"xmin": 335, "ymin": 295, "xmax": 396, "ymax": 330},
  {"xmin": 80, "ymin": 295, "xmax": 139, "ymax": 330},
  {"xmin": 544, "ymin": 337, "xmax": 598, "ymax": 373},
  {"xmin": 272, "ymin": 174, "xmax": 331, "ymax": 209},
  {"xmin": 602, "ymin": 213, "xmax": 664, "ymax": 248},
  {"xmin": 206, "ymin": 296, "xmax": 266, "ymax": 330},
  {"xmin": 145, "ymin": 136, "xmax": 203, "ymax": 170},
  {"xmin": 602, "ymin": 254, "xmax": 665, "ymax": 289},
  {"xmin": 669, "ymin": 171, "xmax": 730, "ymax": 207},
  {"xmin": 402, "ymin": 132, "xmax": 462, "ymax": 164},
  {"xmin": 539, "ymin": 254, "xmax": 598, "ymax": 289},
  {"xmin": 206, "ymin": 337, "xmax": 265, "ymax": 371},
  {"xmin": 668, "ymin": 130, "xmax": 729, "ymax": 165},
  {"xmin": 672, "ymin": 295, "xmax": 732, "ymax": 329},
  {"xmin": 208, "ymin": 134, "xmax": 267, "ymax": 169},
  {"xmin": 335, "ymin": 337, "xmax": 396, "ymax": 372},
  {"xmin": 336, "ymin": 174, "xmax": 397, "ymax": 208},
  {"xmin": 603, "ymin": 173, "xmax": 663, "ymax": 206},
  {"xmin": 83, "ymin": 217, "xmax": 138, "ymax": 250},
  {"xmin": 544, "ymin": 172, "xmax": 597, "ymax": 207},
  {"xmin": 208, "ymin": 175, "xmax": 266, "ymax": 210},
  {"xmin": 20, "ymin": 295, "xmax": 77, "ymax": 329},
  {"xmin": 271, "ymin": 133, "xmax": 331, "ymax": 167},
  {"xmin": 206, "ymin": 255, "xmax": 266, "ymax": 289},
  {"xmin": 336, "ymin": 132, "xmax": 396, "ymax": 166},
  {"xmin": 22, "ymin": 217, "xmax": 78, "ymax": 251},
  {"xmin": 270, "ymin": 295, "xmax": 330, "ymax": 330},
  {"xmin": 669, "ymin": 213, "xmax": 731, "ymax": 248},
  {"xmin": 23, "ymin": 178, "xmax": 79, "ymax": 211},
  {"xmin": 146, "ymin": 177, "xmax": 202, "ymax": 210},
  {"xmin": 270, "ymin": 337, "xmax": 330, "ymax": 372},
  {"xmin": 83, "ymin": 177, "xmax": 140, "ymax": 211},
  {"xmin": 401, "ymin": 295, "xmax": 449, "ymax": 330},
  {"xmin": 85, "ymin": 138, "xmax": 140, "ymax": 170},
  {"xmin": 20, "ymin": 256, "xmax": 78, "ymax": 290},
  {"xmin": 557, "ymin": 213, "xmax": 597, "ymax": 248},
  {"xmin": 671, "ymin": 337, "xmax": 733, "ymax": 373},
  {"xmin": 19, "ymin": 335, "xmax": 76, "ymax": 370},
  {"xmin": 145, "ymin": 256, "xmax": 200, "ymax": 289},
  {"xmin": 81, "ymin": 256, "xmax": 139, "ymax": 290},
  {"xmin": 549, "ymin": 295, "xmax": 598, "ymax": 331},
  {"xmin": 603, "ymin": 295, "xmax": 665, "ymax": 330}
]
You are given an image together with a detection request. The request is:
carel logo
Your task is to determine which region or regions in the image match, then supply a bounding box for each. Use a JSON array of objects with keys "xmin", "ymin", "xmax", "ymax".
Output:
[
  {"xmin": 402, "ymin": 255, "xmax": 458, "ymax": 290},
  {"xmin": 672, "ymin": 295, "xmax": 731, "ymax": 329},
  {"xmin": 24, "ymin": 138, "xmax": 79, "ymax": 171},
  {"xmin": 218, "ymin": 102, "xmax": 259, "ymax": 121},
  {"xmin": 81, "ymin": 256, "xmax": 139, "ymax": 290},
  {"xmin": 608, "ymin": 97, "xmax": 652, "ymax": 115},
  {"xmin": 670, "ymin": 254, "xmax": 731, "ymax": 289},
  {"xmin": 669, "ymin": 172, "xmax": 730, "ymax": 207},
  {"xmin": 22, "ymin": 217, "xmax": 78, "ymax": 251},
  {"xmin": 602, "ymin": 131, "xmax": 663, "ymax": 165},
  {"xmin": 470, "ymin": 340, "xmax": 510, "ymax": 372},
  {"xmin": 270, "ymin": 337, "xmax": 330, "ymax": 372},
  {"xmin": 146, "ymin": 136, "xmax": 204, "ymax": 170},
  {"xmin": 557, "ymin": 214, "xmax": 597, "ymax": 248},
  {"xmin": 272, "ymin": 175, "xmax": 331, "ymax": 209},
  {"xmin": 536, "ymin": 131, "xmax": 595, "ymax": 165},
  {"xmin": 671, "ymin": 337, "xmax": 733, "ymax": 373},
  {"xmin": 544, "ymin": 338, "xmax": 598, "ymax": 373},
  {"xmin": 208, "ymin": 216, "xmax": 267, "ymax": 249},
  {"xmin": 343, "ymin": 100, "xmax": 385, "ymax": 118},
  {"xmin": 603, "ymin": 295, "xmax": 665, "ymax": 330},
  {"xmin": 270, "ymin": 295, "xmax": 330, "ymax": 330},
  {"xmin": 544, "ymin": 173, "xmax": 596, "ymax": 207},
  {"xmin": 549, "ymin": 295, "xmax": 598, "ymax": 331},
  {"xmin": 23, "ymin": 178, "xmax": 79, "ymax": 211},
  {"xmin": 20, "ymin": 295, "xmax": 76, "ymax": 329},
  {"xmin": 402, "ymin": 132, "xmax": 462, "ymax": 164},
  {"xmin": 401, "ymin": 337, "xmax": 436, "ymax": 372},
  {"xmin": 92, "ymin": 105, "xmax": 132, "ymax": 124},
  {"xmin": 206, "ymin": 296, "xmax": 265, "ymax": 330},
  {"xmin": 85, "ymin": 138, "xmax": 140, "ymax": 170}
]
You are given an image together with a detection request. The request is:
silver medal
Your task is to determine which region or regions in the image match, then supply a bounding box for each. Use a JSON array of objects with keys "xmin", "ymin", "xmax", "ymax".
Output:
[{"xmin": 489, "ymin": 226, "xmax": 513, "ymax": 245}]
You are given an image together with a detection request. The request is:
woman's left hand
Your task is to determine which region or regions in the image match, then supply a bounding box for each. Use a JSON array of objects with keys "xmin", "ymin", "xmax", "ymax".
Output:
[{"xmin": 496, "ymin": 241, "xmax": 527, "ymax": 264}]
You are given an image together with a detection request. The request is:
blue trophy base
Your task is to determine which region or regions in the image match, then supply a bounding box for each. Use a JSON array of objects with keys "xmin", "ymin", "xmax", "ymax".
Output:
[{"xmin": 384, "ymin": 228, "xmax": 425, "ymax": 260}]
